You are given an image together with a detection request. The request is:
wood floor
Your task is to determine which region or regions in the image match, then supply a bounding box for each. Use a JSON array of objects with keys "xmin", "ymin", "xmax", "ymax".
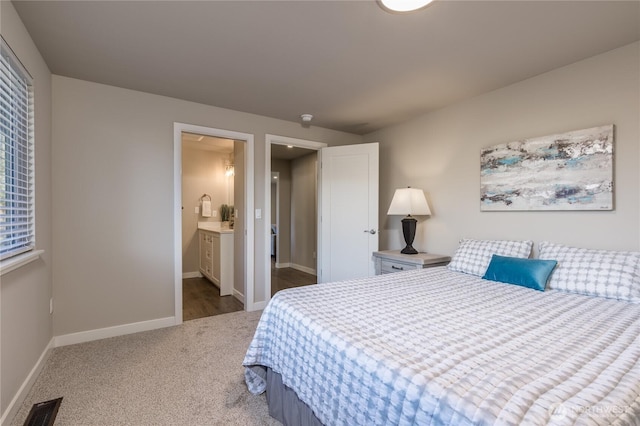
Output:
[
  {"xmin": 182, "ymin": 262, "xmax": 316, "ymax": 321},
  {"xmin": 182, "ymin": 277, "xmax": 244, "ymax": 321},
  {"xmin": 271, "ymin": 259, "xmax": 317, "ymax": 296}
]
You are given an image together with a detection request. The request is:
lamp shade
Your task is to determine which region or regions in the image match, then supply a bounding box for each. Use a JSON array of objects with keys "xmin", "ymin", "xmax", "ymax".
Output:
[
  {"xmin": 379, "ymin": 0, "xmax": 434, "ymax": 13},
  {"xmin": 387, "ymin": 188, "xmax": 431, "ymax": 216}
]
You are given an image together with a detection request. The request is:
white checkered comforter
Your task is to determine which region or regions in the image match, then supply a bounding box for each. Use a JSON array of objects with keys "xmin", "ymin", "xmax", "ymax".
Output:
[{"xmin": 243, "ymin": 267, "xmax": 640, "ymax": 425}]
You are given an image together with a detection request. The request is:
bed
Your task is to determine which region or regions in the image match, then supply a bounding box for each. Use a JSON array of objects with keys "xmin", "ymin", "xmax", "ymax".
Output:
[{"xmin": 244, "ymin": 240, "xmax": 640, "ymax": 425}]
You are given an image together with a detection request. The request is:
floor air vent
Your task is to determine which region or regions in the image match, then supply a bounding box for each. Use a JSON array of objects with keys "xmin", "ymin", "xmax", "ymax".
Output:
[{"xmin": 23, "ymin": 397, "xmax": 62, "ymax": 426}]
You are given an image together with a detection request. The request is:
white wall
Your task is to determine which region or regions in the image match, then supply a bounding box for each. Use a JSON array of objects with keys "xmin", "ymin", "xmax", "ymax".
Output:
[
  {"xmin": 0, "ymin": 1, "xmax": 53, "ymax": 421},
  {"xmin": 51, "ymin": 75, "xmax": 362, "ymax": 336},
  {"xmin": 365, "ymin": 42, "xmax": 640, "ymax": 255}
]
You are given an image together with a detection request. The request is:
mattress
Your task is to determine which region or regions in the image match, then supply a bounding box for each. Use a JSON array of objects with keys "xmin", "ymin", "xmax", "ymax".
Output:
[{"xmin": 243, "ymin": 267, "xmax": 640, "ymax": 425}]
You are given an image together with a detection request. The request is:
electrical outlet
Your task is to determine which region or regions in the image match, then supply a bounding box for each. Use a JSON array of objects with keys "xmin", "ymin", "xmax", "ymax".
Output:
[{"xmin": 213, "ymin": 210, "xmax": 218, "ymax": 217}]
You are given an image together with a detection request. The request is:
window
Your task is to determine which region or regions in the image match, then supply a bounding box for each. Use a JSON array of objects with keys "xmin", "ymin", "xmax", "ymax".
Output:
[{"xmin": 0, "ymin": 37, "xmax": 34, "ymax": 261}]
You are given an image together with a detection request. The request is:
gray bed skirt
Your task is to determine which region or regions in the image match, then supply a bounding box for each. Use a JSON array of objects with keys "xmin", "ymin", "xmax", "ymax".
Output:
[{"xmin": 265, "ymin": 368, "xmax": 324, "ymax": 426}]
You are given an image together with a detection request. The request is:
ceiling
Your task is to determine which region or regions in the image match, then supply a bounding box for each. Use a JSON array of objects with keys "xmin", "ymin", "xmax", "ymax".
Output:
[
  {"xmin": 13, "ymin": 1, "xmax": 640, "ymax": 135},
  {"xmin": 182, "ymin": 133, "xmax": 234, "ymax": 154},
  {"xmin": 271, "ymin": 143, "xmax": 316, "ymax": 161}
]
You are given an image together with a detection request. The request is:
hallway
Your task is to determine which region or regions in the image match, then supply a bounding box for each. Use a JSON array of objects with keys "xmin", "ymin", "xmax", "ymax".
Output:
[{"xmin": 271, "ymin": 260, "xmax": 317, "ymax": 296}]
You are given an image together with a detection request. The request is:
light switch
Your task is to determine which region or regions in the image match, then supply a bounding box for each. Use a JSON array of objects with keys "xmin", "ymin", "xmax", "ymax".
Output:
[
  {"xmin": 194, "ymin": 206, "xmax": 199, "ymax": 214},
  {"xmin": 213, "ymin": 210, "xmax": 218, "ymax": 217},
  {"xmin": 255, "ymin": 209, "xmax": 262, "ymax": 219}
]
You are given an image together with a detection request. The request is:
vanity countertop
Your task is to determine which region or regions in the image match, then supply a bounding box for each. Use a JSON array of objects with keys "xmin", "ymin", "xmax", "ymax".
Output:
[{"xmin": 198, "ymin": 222, "xmax": 234, "ymax": 234}]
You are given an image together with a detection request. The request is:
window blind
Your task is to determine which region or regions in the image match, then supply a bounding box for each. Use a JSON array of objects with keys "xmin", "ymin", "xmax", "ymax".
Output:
[{"xmin": 0, "ymin": 38, "xmax": 34, "ymax": 261}]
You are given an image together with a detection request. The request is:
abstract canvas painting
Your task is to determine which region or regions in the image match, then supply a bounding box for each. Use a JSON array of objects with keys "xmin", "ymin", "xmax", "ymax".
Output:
[{"xmin": 480, "ymin": 125, "xmax": 613, "ymax": 211}]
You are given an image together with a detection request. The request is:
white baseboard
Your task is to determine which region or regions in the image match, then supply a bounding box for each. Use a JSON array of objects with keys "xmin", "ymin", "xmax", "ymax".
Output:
[
  {"xmin": 290, "ymin": 263, "xmax": 316, "ymax": 276},
  {"xmin": 249, "ymin": 301, "xmax": 267, "ymax": 311},
  {"xmin": 275, "ymin": 262, "xmax": 316, "ymax": 275},
  {"xmin": 53, "ymin": 316, "xmax": 176, "ymax": 348},
  {"xmin": 182, "ymin": 271, "xmax": 202, "ymax": 279},
  {"xmin": 1, "ymin": 337, "xmax": 54, "ymax": 426},
  {"xmin": 233, "ymin": 288, "xmax": 244, "ymax": 304}
]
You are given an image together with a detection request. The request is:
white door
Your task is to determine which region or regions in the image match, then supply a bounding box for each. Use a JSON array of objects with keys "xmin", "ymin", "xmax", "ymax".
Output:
[{"xmin": 318, "ymin": 143, "xmax": 379, "ymax": 282}]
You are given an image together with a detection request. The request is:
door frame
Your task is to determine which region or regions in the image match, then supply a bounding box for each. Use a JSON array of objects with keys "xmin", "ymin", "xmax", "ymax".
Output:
[
  {"xmin": 265, "ymin": 134, "xmax": 326, "ymax": 301},
  {"xmin": 174, "ymin": 123, "xmax": 255, "ymax": 324},
  {"xmin": 270, "ymin": 171, "xmax": 280, "ymax": 265}
]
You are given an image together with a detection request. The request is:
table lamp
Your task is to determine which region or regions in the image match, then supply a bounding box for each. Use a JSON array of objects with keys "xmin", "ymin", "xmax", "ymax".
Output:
[{"xmin": 387, "ymin": 187, "xmax": 431, "ymax": 254}]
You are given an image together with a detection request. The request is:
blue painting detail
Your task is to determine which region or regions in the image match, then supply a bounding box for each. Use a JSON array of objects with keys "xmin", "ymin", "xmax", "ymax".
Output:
[{"xmin": 480, "ymin": 125, "xmax": 613, "ymax": 211}]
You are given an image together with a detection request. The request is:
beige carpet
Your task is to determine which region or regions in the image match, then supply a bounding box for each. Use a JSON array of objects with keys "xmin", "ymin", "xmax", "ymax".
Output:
[{"xmin": 11, "ymin": 311, "xmax": 279, "ymax": 426}]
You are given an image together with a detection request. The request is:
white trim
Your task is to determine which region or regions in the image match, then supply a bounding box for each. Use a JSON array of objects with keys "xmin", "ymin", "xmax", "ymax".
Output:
[
  {"xmin": 267, "ymin": 135, "xmax": 327, "ymax": 150},
  {"xmin": 233, "ymin": 288, "xmax": 244, "ymax": 304},
  {"xmin": 0, "ymin": 250, "xmax": 44, "ymax": 276},
  {"xmin": 271, "ymin": 171, "xmax": 280, "ymax": 263},
  {"xmin": 174, "ymin": 123, "xmax": 256, "ymax": 316},
  {"xmin": 275, "ymin": 262, "xmax": 291, "ymax": 269},
  {"xmin": 245, "ymin": 132, "xmax": 256, "ymax": 311},
  {"xmin": 251, "ymin": 300, "xmax": 267, "ymax": 311},
  {"xmin": 265, "ymin": 135, "xmax": 326, "ymax": 307},
  {"xmin": 182, "ymin": 271, "xmax": 202, "ymax": 279},
  {"xmin": 290, "ymin": 263, "xmax": 317, "ymax": 276},
  {"xmin": 0, "ymin": 337, "xmax": 54, "ymax": 426},
  {"xmin": 173, "ymin": 127, "xmax": 183, "ymax": 325},
  {"xmin": 54, "ymin": 317, "xmax": 176, "ymax": 347}
]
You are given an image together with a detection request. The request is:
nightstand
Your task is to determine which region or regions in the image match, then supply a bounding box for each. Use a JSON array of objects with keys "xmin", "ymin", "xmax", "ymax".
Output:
[{"xmin": 372, "ymin": 250, "xmax": 451, "ymax": 275}]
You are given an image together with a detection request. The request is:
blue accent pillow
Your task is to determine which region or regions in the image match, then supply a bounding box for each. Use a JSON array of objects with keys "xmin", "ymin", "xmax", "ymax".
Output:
[{"xmin": 482, "ymin": 255, "xmax": 557, "ymax": 291}]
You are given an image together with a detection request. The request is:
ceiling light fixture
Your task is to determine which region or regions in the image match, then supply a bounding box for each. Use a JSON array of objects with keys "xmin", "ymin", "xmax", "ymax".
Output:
[
  {"xmin": 224, "ymin": 158, "xmax": 235, "ymax": 177},
  {"xmin": 378, "ymin": 0, "xmax": 434, "ymax": 13},
  {"xmin": 301, "ymin": 114, "xmax": 313, "ymax": 123}
]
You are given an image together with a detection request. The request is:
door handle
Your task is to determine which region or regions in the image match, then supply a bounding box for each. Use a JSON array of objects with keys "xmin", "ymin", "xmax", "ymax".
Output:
[{"xmin": 364, "ymin": 229, "xmax": 377, "ymax": 234}]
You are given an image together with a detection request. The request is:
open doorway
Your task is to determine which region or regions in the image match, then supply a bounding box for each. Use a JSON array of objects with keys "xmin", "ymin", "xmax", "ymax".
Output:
[
  {"xmin": 181, "ymin": 133, "xmax": 243, "ymax": 320},
  {"xmin": 265, "ymin": 135, "xmax": 327, "ymax": 299},
  {"xmin": 174, "ymin": 123, "xmax": 255, "ymax": 326}
]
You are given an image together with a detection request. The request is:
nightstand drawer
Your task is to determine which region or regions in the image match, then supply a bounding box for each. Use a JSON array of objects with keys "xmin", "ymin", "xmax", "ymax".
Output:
[
  {"xmin": 380, "ymin": 259, "xmax": 416, "ymax": 274},
  {"xmin": 372, "ymin": 250, "xmax": 451, "ymax": 275}
]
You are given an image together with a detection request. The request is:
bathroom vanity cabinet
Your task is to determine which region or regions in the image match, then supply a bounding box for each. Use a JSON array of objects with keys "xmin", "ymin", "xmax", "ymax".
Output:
[{"xmin": 198, "ymin": 226, "xmax": 234, "ymax": 296}]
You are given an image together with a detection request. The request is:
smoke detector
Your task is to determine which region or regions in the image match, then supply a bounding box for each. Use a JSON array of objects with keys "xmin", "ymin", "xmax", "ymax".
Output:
[{"xmin": 301, "ymin": 114, "xmax": 313, "ymax": 123}]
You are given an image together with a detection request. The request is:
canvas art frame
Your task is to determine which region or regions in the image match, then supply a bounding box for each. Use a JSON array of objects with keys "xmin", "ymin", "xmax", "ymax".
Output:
[{"xmin": 480, "ymin": 125, "xmax": 614, "ymax": 211}]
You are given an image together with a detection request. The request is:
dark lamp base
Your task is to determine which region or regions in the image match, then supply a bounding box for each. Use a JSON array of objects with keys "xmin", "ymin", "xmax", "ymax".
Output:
[
  {"xmin": 401, "ymin": 245, "xmax": 418, "ymax": 255},
  {"xmin": 400, "ymin": 216, "xmax": 419, "ymax": 255}
]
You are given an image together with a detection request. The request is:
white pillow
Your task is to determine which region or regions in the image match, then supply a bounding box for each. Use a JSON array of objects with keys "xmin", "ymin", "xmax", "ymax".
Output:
[
  {"xmin": 539, "ymin": 241, "xmax": 640, "ymax": 303},
  {"xmin": 448, "ymin": 238, "xmax": 533, "ymax": 277}
]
